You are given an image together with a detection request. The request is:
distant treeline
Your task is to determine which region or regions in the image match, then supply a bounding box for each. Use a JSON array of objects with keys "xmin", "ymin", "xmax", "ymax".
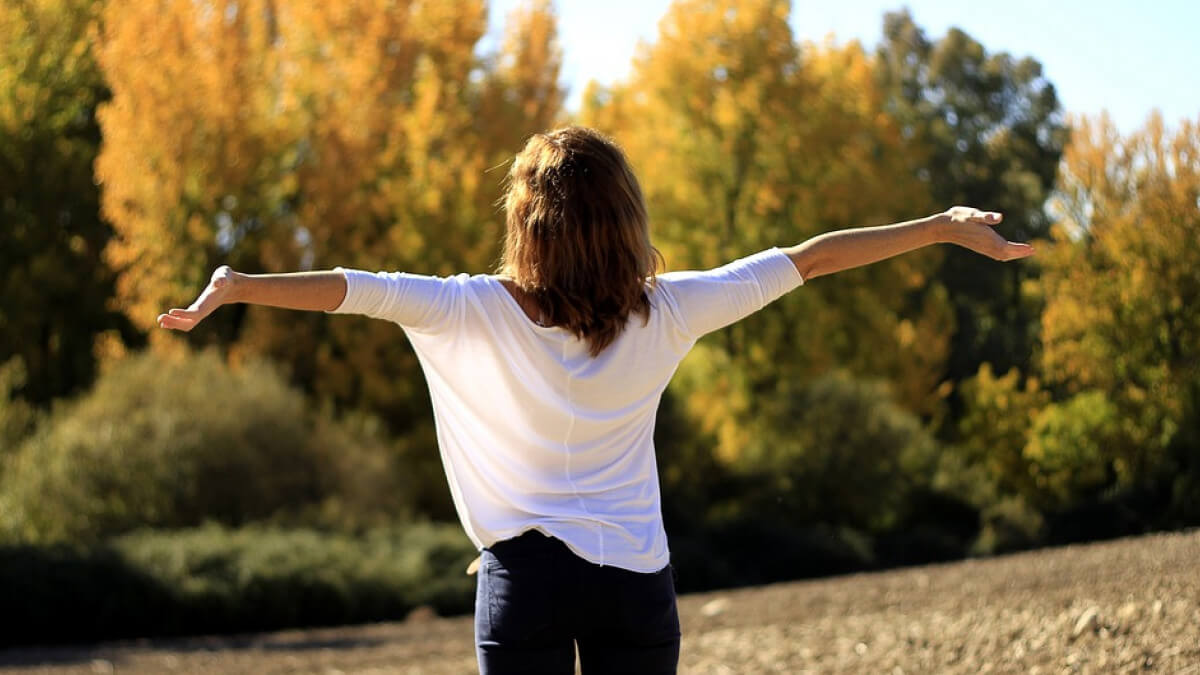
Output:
[{"xmin": 1, "ymin": 0, "xmax": 1197, "ymax": 644}]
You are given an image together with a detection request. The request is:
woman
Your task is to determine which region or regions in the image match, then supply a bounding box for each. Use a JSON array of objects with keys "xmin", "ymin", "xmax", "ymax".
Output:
[{"xmin": 159, "ymin": 126, "xmax": 1032, "ymax": 674}]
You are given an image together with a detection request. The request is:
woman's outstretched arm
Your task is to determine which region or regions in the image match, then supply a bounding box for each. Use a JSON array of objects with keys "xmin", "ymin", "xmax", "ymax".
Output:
[
  {"xmin": 783, "ymin": 206, "xmax": 1034, "ymax": 280},
  {"xmin": 157, "ymin": 267, "xmax": 347, "ymax": 332}
]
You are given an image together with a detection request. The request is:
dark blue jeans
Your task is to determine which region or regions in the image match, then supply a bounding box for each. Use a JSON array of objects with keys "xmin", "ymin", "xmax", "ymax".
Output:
[{"xmin": 475, "ymin": 530, "xmax": 681, "ymax": 674}]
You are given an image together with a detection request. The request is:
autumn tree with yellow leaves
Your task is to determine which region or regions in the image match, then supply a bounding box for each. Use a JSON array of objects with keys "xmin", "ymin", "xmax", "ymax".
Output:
[
  {"xmin": 96, "ymin": 0, "xmax": 563, "ymax": 425},
  {"xmin": 582, "ymin": 0, "xmax": 949, "ymax": 462},
  {"xmin": 1038, "ymin": 113, "xmax": 1200, "ymax": 511},
  {"xmin": 577, "ymin": 0, "xmax": 955, "ymax": 542},
  {"xmin": 953, "ymin": 112, "xmax": 1200, "ymax": 535}
]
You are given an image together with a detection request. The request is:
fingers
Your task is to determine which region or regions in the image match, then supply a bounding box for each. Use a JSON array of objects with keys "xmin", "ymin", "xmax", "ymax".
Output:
[
  {"xmin": 156, "ymin": 266, "xmax": 236, "ymax": 332},
  {"xmin": 979, "ymin": 210, "xmax": 1002, "ymax": 225},
  {"xmin": 158, "ymin": 306, "xmax": 213, "ymax": 331},
  {"xmin": 983, "ymin": 240, "xmax": 1034, "ymax": 261},
  {"xmin": 947, "ymin": 206, "xmax": 1003, "ymax": 226},
  {"xmin": 157, "ymin": 311, "xmax": 198, "ymax": 331},
  {"xmin": 955, "ymin": 221, "xmax": 1034, "ymax": 262},
  {"xmin": 1002, "ymin": 241, "xmax": 1035, "ymax": 260},
  {"xmin": 965, "ymin": 208, "xmax": 1002, "ymax": 225}
]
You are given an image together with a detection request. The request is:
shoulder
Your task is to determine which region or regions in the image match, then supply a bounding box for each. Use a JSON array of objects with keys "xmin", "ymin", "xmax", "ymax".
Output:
[{"xmin": 455, "ymin": 273, "xmax": 516, "ymax": 311}]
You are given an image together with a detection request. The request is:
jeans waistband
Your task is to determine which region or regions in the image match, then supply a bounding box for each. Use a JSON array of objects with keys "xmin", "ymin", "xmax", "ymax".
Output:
[{"xmin": 487, "ymin": 529, "xmax": 563, "ymax": 556}]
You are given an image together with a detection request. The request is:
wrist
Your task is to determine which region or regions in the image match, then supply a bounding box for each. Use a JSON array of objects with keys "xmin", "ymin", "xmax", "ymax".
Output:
[
  {"xmin": 925, "ymin": 213, "xmax": 952, "ymax": 244},
  {"xmin": 222, "ymin": 268, "xmax": 249, "ymax": 304}
]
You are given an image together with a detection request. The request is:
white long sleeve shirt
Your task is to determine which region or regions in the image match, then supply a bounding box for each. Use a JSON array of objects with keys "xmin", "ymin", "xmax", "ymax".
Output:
[{"xmin": 331, "ymin": 248, "xmax": 804, "ymax": 572}]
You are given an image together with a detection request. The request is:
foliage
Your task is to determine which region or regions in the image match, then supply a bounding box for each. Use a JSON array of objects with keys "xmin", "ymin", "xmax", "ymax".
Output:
[
  {"xmin": 876, "ymin": 9, "xmax": 1067, "ymax": 384},
  {"xmin": 95, "ymin": 0, "xmax": 563, "ymax": 433},
  {"xmin": 0, "ymin": 350, "xmax": 415, "ymax": 544},
  {"xmin": 88, "ymin": 0, "xmax": 566, "ymax": 527},
  {"xmin": 1024, "ymin": 390, "xmax": 1119, "ymax": 507},
  {"xmin": 735, "ymin": 372, "xmax": 940, "ymax": 533},
  {"xmin": 1041, "ymin": 113, "xmax": 1200, "ymax": 480},
  {"xmin": 660, "ymin": 372, "xmax": 957, "ymax": 589},
  {"xmin": 953, "ymin": 111, "xmax": 1199, "ymax": 529},
  {"xmin": 0, "ymin": 522, "xmax": 476, "ymax": 647},
  {"xmin": 955, "ymin": 363, "xmax": 1049, "ymax": 504},
  {"xmin": 0, "ymin": 0, "xmax": 138, "ymax": 404},
  {"xmin": 973, "ymin": 495, "xmax": 1044, "ymax": 555},
  {"xmin": 0, "ymin": 358, "xmax": 37, "ymax": 455},
  {"xmin": 954, "ymin": 366, "xmax": 1125, "ymax": 522},
  {"xmin": 581, "ymin": 0, "xmax": 952, "ymax": 490}
]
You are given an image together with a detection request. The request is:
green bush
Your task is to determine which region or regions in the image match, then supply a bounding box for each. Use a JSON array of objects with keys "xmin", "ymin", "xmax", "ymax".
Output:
[
  {"xmin": 973, "ymin": 495, "xmax": 1045, "ymax": 555},
  {"xmin": 0, "ymin": 350, "xmax": 413, "ymax": 544},
  {"xmin": 658, "ymin": 371, "xmax": 966, "ymax": 590},
  {"xmin": 0, "ymin": 357, "xmax": 37, "ymax": 456},
  {"xmin": 738, "ymin": 372, "xmax": 940, "ymax": 532},
  {"xmin": 1025, "ymin": 390, "xmax": 1119, "ymax": 507},
  {"xmin": 0, "ymin": 523, "xmax": 477, "ymax": 647}
]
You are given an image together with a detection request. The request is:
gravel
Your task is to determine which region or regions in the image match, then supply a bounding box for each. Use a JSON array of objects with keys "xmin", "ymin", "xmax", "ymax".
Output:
[{"xmin": 3, "ymin": 530, "xmax": 1198, "ymax": 674}]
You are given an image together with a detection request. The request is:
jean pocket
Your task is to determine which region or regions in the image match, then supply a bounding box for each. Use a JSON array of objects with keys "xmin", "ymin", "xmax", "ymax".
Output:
[
  {"xmin": 483, "ymin": 555, "xmax": 557, "ymax": 646},
  {"xmin": 613, "ymin": 565, "xmax": 680, "ymax": 642}
]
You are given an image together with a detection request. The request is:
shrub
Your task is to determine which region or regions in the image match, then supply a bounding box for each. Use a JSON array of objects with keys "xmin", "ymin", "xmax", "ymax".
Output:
[
  {"xmin": 0, "ymin": 357, "xmax": 37, "ymax": 456},
  {"xmin": 659, "ymin": 370, "xmax": 960, "ymax": 589},
  {"xmin": 737, "ymin": 371, "xmax": 940, "ymax": 533},
  {"xmin": 1024, "ymin": 390, "xmax": 1119, "ymax": 507},
  {"xmin": 0, "ymin": 350, "xmax": 412, "ymax": 544},
  {"xmin": 0, "ymin": 523, "xmax": 477, "ymax": 647},
  {"xmin": 973, "ymin": 495, "xmax": 1045, "ymax": 555}
]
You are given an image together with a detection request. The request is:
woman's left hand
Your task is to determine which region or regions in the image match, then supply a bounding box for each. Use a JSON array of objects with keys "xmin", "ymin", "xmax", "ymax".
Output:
[{"xmin": 938, "ymin": 206, "xmax": 1035, "ymax": 261}]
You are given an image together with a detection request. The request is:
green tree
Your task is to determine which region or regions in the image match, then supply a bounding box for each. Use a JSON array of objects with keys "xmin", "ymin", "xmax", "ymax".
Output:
[
  {"xmin": 0, "ymin": 0, "xmax": 138, "ymax": 404},
  {"xmin": 876, "ymin": 9, "xmax": 1067, "ymax": 386},
  {"xmin": 955, "ymin": 363, "xmax": 1048, "ymax": 504},
  {"xmin": 739, "ymin": 372, "xmax": 939, "ymax": 532},
  {"xmin": 1024, "ymin": 390, "xmax": 1119, "ymax": 508}
]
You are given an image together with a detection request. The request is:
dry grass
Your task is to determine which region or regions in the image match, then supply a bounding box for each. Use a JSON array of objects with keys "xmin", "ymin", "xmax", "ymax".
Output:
[{"xmin": 2, "ymin": 530, "xmax": 1198, "ymax": 674}]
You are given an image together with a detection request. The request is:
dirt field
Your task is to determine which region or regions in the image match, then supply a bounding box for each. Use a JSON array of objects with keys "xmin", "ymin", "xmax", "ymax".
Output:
[{"xmin": 3, "ymin": 530, "xmax": 1198, "ymax": 674}]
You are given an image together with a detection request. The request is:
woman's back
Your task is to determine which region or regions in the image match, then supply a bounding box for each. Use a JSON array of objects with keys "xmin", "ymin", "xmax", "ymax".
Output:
[{"xmin": 330, "ymin": 248, "xmax": 803, "ymax": 571}]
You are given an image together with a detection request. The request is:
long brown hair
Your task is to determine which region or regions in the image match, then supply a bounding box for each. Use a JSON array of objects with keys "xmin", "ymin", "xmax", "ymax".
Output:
[{"xmin": 500, "ymin": 126, "xmax": 662, "ymax": 356}]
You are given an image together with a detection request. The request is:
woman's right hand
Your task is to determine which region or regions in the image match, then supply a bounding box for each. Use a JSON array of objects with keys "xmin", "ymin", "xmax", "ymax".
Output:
[{"xmin": 157, "ymin": 265, "xmax": 240, "ymax": 332}]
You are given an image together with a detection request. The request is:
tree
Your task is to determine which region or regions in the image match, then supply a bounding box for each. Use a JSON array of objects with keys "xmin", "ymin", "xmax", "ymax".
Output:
[
  {"xmin": 1040, "ymin": 112, "xmax": 1200, "ymax": 491},
  {"xmin": 580, "ymin": 0, "xmax": 950, "ymax": 470},
  {"xmin": 954, "ymin": 112, "xmax": 1200, "ymax": 520},
  {"xmin": 95, "ymin": 0, "xmax": 565, "ymax": 519},
  {"xmin": 876, "ymin": 9, "xmax": 1067, "ymax": 386},
  {"xmin": 955, "ymin": 363, "xmax": 1048, "ymax": 504},
  {"xmin": 479, "ymin": 0, "xmax": 565, "ymax": 163},
  {"xmin": 96, "ymin": 0, "xmax": 564, "ymax": 425},
  {"xmin": 0, "ymin": 0, "xmax": 137, "ymax": 404}
]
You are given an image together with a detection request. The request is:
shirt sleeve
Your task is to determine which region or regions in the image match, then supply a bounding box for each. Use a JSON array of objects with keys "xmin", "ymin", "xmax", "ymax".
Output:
[
  {"xmin": 656, "ymin": 248, "xmax": 804, "ymax": 340},
  {"xmin": 327, "ymin": 268, "xmax": 462, "ymax": 334}
]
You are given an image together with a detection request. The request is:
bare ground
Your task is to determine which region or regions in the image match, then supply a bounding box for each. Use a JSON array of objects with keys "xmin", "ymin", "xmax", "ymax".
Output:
[{"xmin": 2, "ymin": 530, "xmax": 1198, "ymax": 674}]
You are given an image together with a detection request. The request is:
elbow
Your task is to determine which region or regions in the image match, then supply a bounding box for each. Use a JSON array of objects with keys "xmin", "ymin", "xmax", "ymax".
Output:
[{"xmin": 785, "ymin": 247, "xmax": 828, "ymax": 281}]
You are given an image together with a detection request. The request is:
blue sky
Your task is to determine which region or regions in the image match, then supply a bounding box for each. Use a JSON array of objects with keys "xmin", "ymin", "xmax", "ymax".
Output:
[{"xmin": 485, "ymin": 0, "xmax": 1200, "ymax": 133}]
